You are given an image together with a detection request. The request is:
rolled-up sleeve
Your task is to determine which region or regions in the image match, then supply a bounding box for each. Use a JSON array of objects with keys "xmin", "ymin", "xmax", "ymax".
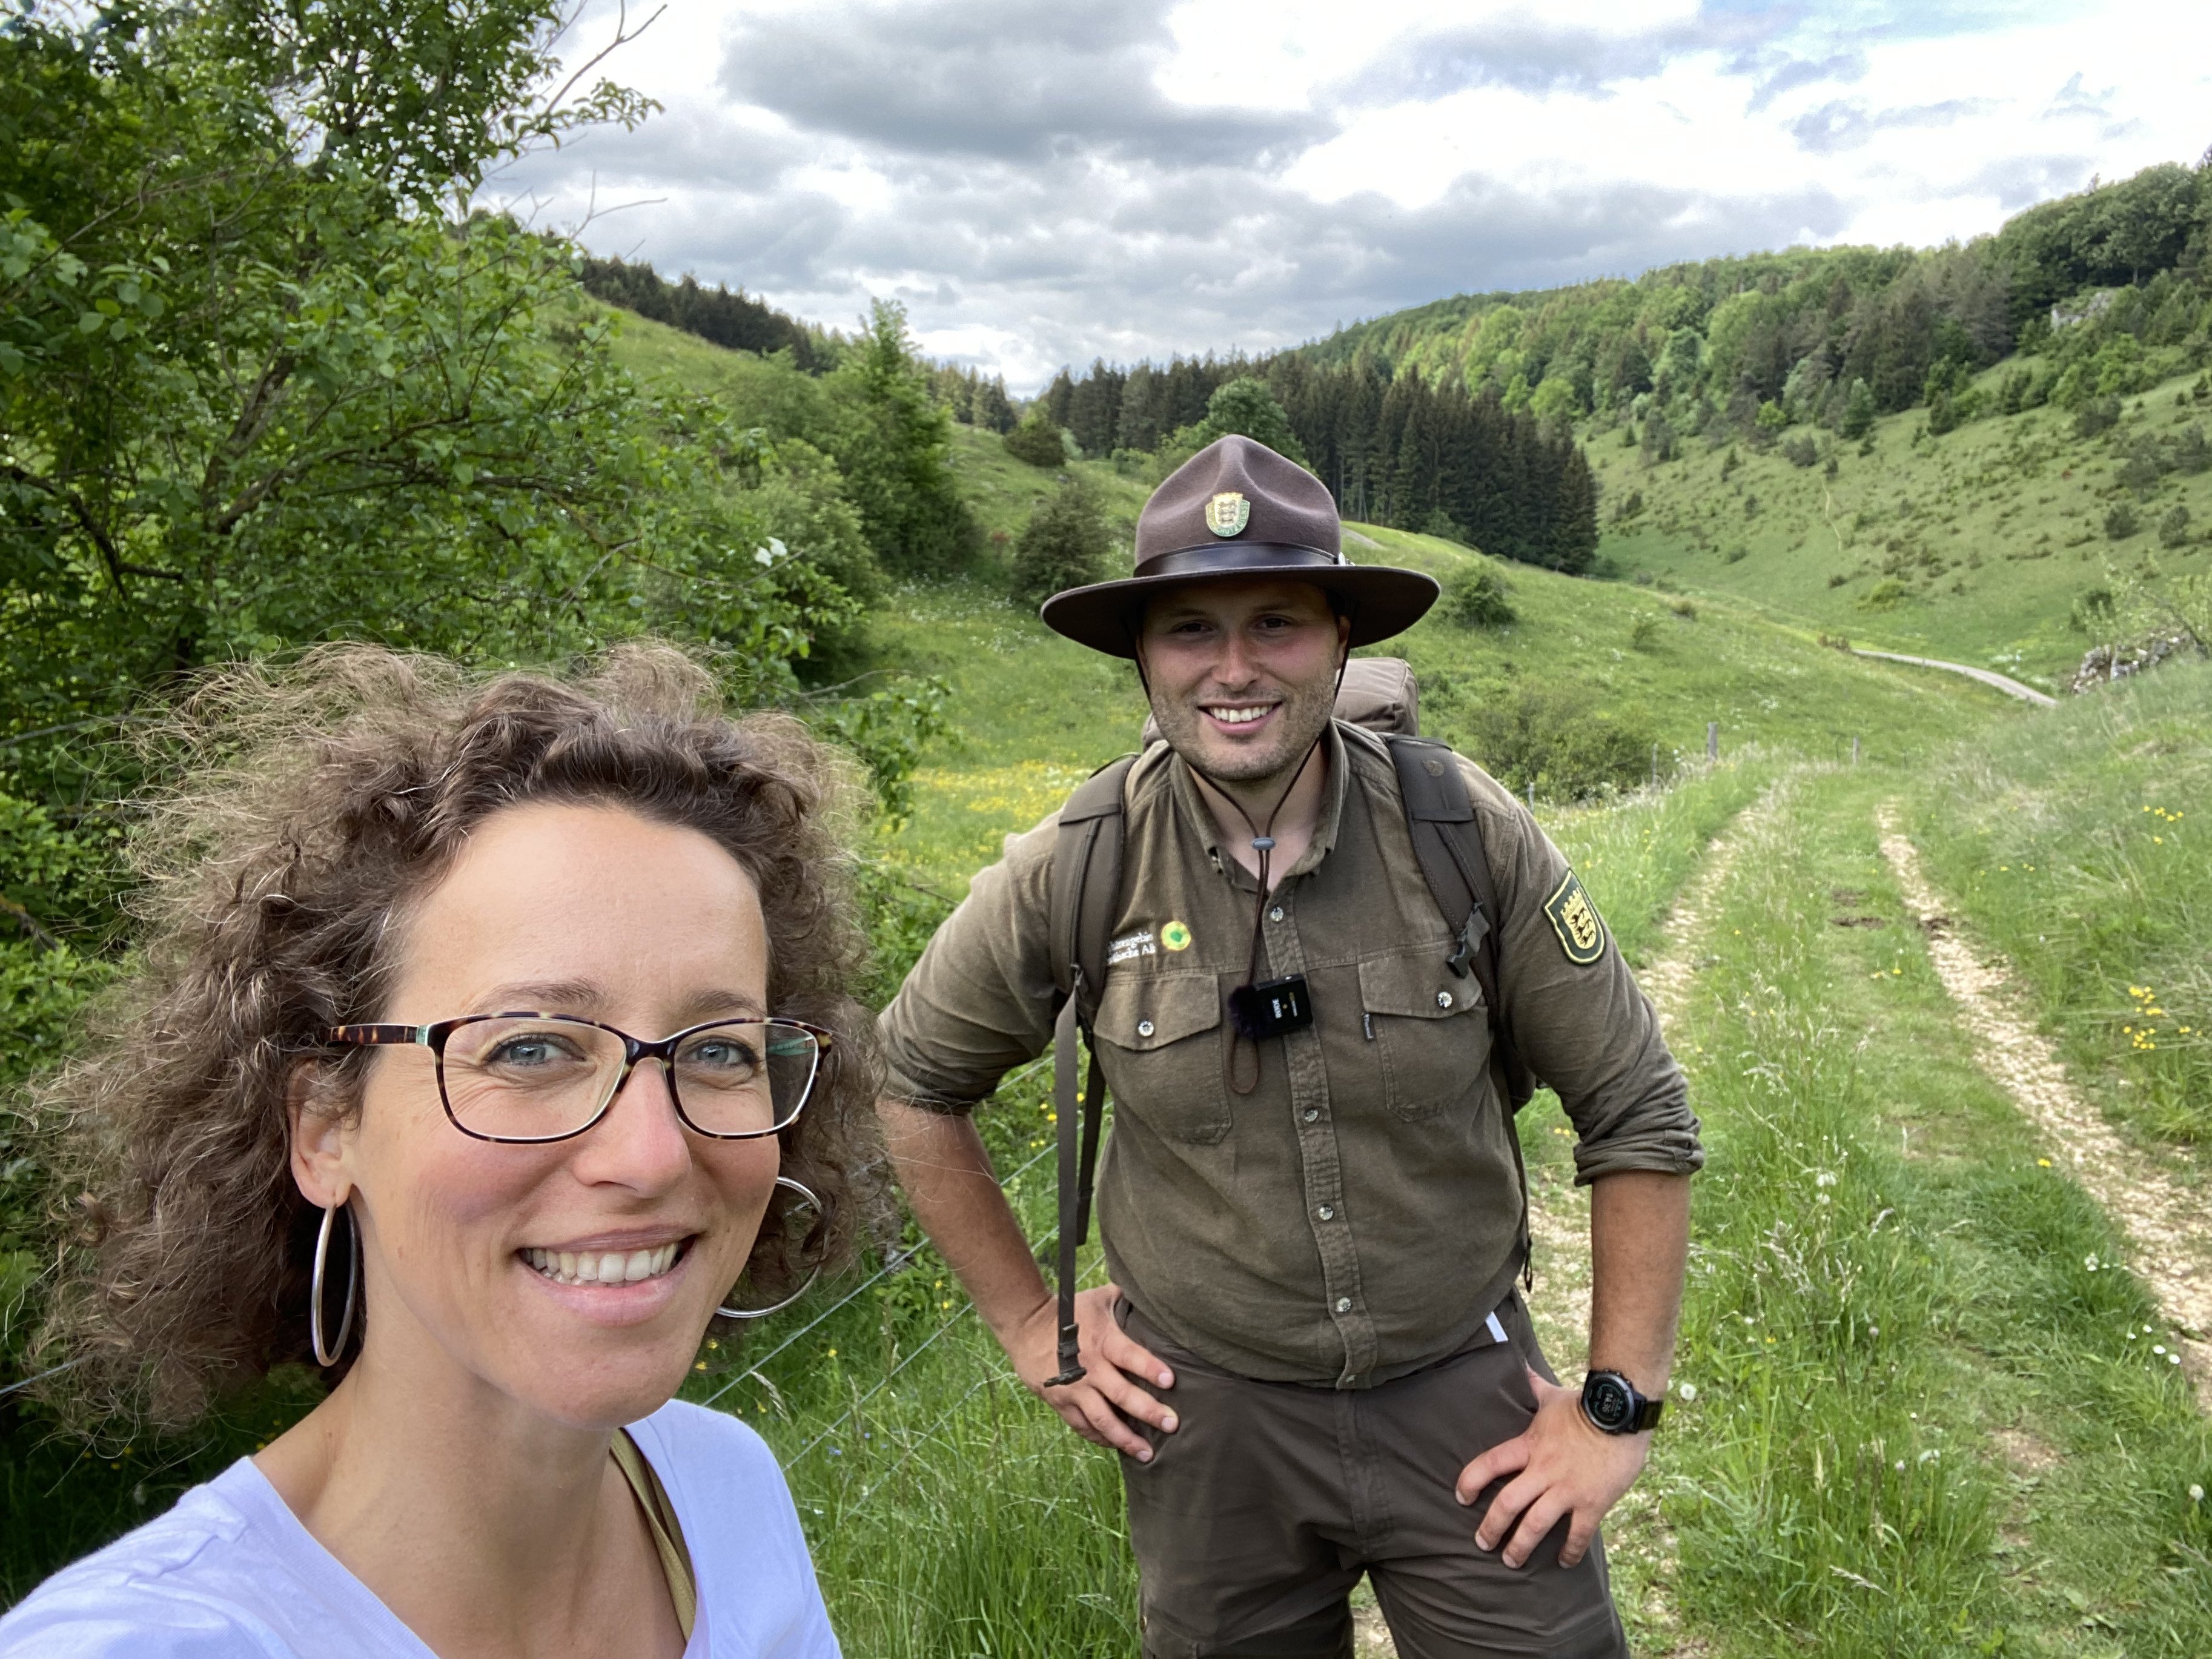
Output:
[
  {"xmin": 876, "ymin": 815, "xmax": 1062, "ymax": 1112},
  {"xmin": 1460, "ymin": 763, "xmax": 1705, "ymax": 1185}
]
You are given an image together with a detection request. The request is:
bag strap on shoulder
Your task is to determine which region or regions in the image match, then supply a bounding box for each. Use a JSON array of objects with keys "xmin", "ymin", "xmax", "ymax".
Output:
[
  {"xmin": 1044, "ymin": 753, "xmax": 1135, "ymax": 1386},
  {"xmin": 1385, "ymin": 735, "xmax": 1537, "ymax": 1289}
]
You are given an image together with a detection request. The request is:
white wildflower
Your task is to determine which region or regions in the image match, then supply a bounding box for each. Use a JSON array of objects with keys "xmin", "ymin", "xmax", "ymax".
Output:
[{"xmin": 1677, "ymin": 1382, "xmax": 1697, "ymax": 1402}]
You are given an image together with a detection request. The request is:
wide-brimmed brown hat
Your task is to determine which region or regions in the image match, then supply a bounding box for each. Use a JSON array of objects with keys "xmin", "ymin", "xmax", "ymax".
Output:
[{"xmin": 1038, "ymin": 434, "xmax": 1439, "ymax": 658}]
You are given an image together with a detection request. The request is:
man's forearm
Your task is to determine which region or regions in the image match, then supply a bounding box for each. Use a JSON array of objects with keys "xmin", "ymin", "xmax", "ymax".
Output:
[
  {"xmin": 1586, "ymin": 1170, "xmax": 1692, "ymax": 1394},
  {"xmin": 875, "ymin": 1096, "xmax": 1054, "ymax": 1351}
]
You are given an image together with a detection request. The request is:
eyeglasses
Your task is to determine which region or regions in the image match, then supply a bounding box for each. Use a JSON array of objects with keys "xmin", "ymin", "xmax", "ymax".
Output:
[{"xmin": 328, "ymin": 1015, "xmax": 833, "ymax": 1145}]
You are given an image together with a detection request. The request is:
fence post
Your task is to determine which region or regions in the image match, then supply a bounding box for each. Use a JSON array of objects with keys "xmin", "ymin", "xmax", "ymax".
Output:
[
  {"xmin": 1651, "ymin": 741, "xmax": 1659, "ymax": 789},
  {"xmin": 1526, "ymin": 780, "xmax": 1535, "ymax": 810},
  {"xmin": 1852, "ymin": 735, "xmax": 1861, "ymax": 767},
  {"xmin": 1706, "ymin": 721, "xmax": 1718, "ymax": 761}
]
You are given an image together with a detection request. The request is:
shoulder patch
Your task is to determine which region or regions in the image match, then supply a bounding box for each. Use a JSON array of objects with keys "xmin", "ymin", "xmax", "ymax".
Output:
[{"xmin": 1543, "ymin": 870, "xmax": 1608, "ymax": 965}]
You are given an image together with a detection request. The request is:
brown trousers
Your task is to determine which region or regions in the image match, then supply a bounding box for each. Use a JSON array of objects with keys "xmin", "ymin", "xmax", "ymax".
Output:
[{"xmin": 1116, "ymin": 1295, "xmax": 1629, "ymax": 1659}]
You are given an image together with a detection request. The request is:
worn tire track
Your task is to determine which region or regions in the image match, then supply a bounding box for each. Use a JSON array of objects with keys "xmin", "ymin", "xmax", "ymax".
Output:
[
  {"xmin": 1357, "ymin": 781, "xmax": 1784, "ymax": 1659},
  {"xmin": 1876, "ymin": 804, "xmax": 2212, "ymax": 1411}
]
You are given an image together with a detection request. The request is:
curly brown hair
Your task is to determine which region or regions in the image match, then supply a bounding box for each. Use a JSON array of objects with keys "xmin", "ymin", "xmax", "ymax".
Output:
[{"xmin": 30, "ymin": 642, "xmax": 881, "ymax": 1428}]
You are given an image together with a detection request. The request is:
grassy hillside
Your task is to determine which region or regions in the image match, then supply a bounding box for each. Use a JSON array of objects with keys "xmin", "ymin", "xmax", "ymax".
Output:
[
  {"xmin": 1592, "ymin": 364, "xmax": 2212, "ymax": 687},
  {"xmin": 870, "ymin": 534, "xmax": 2008, "ymax": 903}
]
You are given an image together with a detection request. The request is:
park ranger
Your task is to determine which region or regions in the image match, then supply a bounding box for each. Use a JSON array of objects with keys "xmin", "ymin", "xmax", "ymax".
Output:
[{"xmin": 875, "ymin": 435, "xmax": 1702, "ymax": 1658}]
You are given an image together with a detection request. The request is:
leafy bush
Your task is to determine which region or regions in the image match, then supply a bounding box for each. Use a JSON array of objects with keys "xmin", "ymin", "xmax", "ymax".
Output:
[
  {"xmin": 2159, "ymin": 505, "xmax": 2193, "ymax": 549},
  {"xmin": 1004, "ymin": 414, "xmax": 1070, "ymax": 468},
  {"xmin": 1629, "ymin": 614, "xmax": 1663, "ymax": 650},
  {"xmin": 2070, "ymin": 588, "xmax": 2116, "ymax": 632},
  {"xmin": 1438, "ymin": 561, "xmax": 1516, "ymax": 628},
  {"xmin": 1780, "ymin": 434, "xmax": 1819, "ymax": 468},
  {"xmin": 1859, "ymin": 578, "xmax": 1908, "ymax": 610},
  {"xmin": 2118, "ymin": 440, "xmax": 2165, "ymax": 497},
  {"xmin": 1460, "ymin": 684, "xmax": 1660, "ymax": 801},
  {"xmin": 1008, "ymin": 480, "xmax": 1113, "ymax": 611},
  {"xmin": 2174, "ymin": 425, "xmax": 2210, "ymax": 475},
  {"xmin": 2073, "ymin": 394, "xmax": 2123, "ymax": 438},
  {"xmin": 2105, "ymin": 504, "xmax": 2141, "ymax": 540}
]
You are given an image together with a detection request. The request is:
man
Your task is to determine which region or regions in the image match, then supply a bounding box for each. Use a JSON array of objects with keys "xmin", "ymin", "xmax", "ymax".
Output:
[{"xmin": 876, "ymin": 435, "xmax": 1701, "ymax": 1658}]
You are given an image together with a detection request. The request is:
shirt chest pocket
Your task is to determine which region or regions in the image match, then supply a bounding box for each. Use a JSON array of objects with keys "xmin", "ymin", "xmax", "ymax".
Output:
[
  {"xmin": 1357, "ymin": 950, "xmax": 1492, "ymax": 1122},
  {"xmin": 1093, "ymin": 972, "xmax": 1229, "ymax": 1145}
]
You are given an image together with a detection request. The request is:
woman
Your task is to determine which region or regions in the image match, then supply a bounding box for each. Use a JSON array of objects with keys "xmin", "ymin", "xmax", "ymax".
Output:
[{"xmin": 1, "ymin": 644, "xmax": 875, "ymax": 1657}]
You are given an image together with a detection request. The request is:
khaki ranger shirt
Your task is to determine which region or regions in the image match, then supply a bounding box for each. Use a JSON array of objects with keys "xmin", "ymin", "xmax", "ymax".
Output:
[{"xmin": 879, "ymin": 723, "xmax": 1703, "ymax": 1389}]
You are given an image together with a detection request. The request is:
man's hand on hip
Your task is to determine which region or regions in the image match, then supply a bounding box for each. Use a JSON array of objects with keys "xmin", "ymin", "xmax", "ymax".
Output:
[
  {"xmin": 1454, "ymin": 1369, "xmax": 1649, "ymax": 1569},
  {"xmin": 1009, "ymin": 1284, "xmax": 1179, "ymax": 1460}
]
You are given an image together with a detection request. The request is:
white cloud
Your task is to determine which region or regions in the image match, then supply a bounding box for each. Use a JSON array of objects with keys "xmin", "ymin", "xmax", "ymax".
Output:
[{"xmin": 501, "ymin": 0, "xmax": 2212, "ymax": 391}]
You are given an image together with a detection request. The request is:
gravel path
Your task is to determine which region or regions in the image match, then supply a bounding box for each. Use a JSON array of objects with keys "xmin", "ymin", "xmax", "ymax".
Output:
[
  {"xmin": 1849, "ymin": 648, "xmax": 2058, "ymax": 707},
  {"xmin": 1877, "ymin": 806, "xmax": 2211, "ymax": 1411}
]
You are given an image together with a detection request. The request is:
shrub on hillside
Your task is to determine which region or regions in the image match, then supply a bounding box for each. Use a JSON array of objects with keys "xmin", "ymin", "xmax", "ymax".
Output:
[
  {"xmin": 1439, "ymin": 560, "xmax": 1516, "ymax": 628},
  {"xmin": 1004, "ymin": 414, "xmax": 1070, "ymax": 468},
  {"xmin": 1781, "ymin": 434, "xmax": 1819, "ymax": 468},
  {"xmin": 2174, "ymin": 425, "xmax": 2210, "ymax": 475},
  {"xmin": 2106, "ymin": 504, "xmax": 2141, "ymax": 540},
  {"xmin": 1460, "ymin": 684, "xmax": 1660, "ymax": 801},
  {"xmin": 2159, "ymin": 505, "xmax": 2193, "ymax": 549},
  {"xmin": 1008, "ymin": 479, "xmax": 1112, "ymax": 610},
  {"xmin": 2073, "ymin": 394, "xmax": 2122, "ymax": 439}
]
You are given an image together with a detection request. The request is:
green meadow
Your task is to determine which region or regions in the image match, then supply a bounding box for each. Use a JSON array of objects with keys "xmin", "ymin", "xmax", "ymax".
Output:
[{"xmin": 1591, "ymin": 366, "xmax": 2212, "ymax": 689}]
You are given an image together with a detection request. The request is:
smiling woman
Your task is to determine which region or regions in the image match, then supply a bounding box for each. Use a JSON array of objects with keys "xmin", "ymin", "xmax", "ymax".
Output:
[{"xmin": 0, "ymin": 643, "xmax": 875, "ymax": 1658}]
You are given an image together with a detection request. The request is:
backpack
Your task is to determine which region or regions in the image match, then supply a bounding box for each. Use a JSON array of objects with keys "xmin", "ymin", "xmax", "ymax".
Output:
[{"xmin": 1041, "ymin": 657, "xmax": 1536, "ymax": 1386}]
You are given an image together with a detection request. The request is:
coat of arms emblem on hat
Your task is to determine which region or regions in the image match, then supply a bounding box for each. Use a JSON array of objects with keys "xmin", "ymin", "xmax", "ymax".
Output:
[{"xmin": 1205, "ymin": 491, "xmax": 1252, "ymax": 537}]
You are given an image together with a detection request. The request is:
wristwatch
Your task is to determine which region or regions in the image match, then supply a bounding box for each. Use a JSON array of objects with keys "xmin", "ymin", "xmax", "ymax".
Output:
[{"xmin": 1580, "ymin": 1369, "xmax": 1664, "ymax": 1434}]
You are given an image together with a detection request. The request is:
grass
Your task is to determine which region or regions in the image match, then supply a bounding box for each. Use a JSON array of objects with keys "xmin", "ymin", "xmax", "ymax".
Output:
[
  {"xmin": 1589, "ymin": 366, "xmax": 2212, "ymax": 687},
  {"xmin": 684, "ymin": 1059, "xmax": 1140, "ymax": 1657},
  {"xmin": 1909, "ymin": 655, "xmax": 2212, "ymax": 1156},
  {"xmin": 1635, "ymin": 764, "xmax": 2211, "ymax": 1656}
]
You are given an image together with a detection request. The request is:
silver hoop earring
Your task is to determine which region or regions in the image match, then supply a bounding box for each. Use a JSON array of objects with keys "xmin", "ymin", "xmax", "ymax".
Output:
[
  {"xmin": 718, "ymin": 1176, "xmax": 824, "ymax": 1320},
  {"xmin": 311, "ymin": 1200, "xmax": 360, "ymax": 1367}
]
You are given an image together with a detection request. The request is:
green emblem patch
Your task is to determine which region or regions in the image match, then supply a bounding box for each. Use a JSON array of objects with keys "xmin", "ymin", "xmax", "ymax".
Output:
[
  {"xmin": 1161, "ymin": 919, "xmax": 1193, "ymax": 952},
  {"xmin": 1543, "ymin": 871, "xmax": 1607, "ymax": 965}
]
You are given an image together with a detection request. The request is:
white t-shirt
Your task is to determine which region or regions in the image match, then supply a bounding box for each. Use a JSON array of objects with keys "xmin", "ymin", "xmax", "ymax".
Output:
[{"xmin": 0, "ymin": 1400, "xmax": 839, "ymax": 1658}]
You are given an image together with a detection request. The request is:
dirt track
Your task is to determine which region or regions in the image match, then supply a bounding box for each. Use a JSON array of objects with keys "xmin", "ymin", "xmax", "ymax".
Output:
[{"xmin": 1877, "ymin": 806, "xmax": 2211, "ymax": 1411}]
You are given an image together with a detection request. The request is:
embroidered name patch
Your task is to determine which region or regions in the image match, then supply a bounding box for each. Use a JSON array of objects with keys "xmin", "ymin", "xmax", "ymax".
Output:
[
  {"xmin": 1107, "ymin": 929, "xmax": 1156, "ymax": 967},
  {"xmin": 1543, "ymin": 871, "xmax": 1607, "ymax": 965}
]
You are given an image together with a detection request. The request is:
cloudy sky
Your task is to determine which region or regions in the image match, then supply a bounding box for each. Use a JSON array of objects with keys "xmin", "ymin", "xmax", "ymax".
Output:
[{"xmin": 501, "ymin": 1, "xmax": 2212, "ymax": 391}]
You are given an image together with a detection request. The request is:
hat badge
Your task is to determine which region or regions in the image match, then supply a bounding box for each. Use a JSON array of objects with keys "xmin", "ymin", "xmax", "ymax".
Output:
[{"xmin": 1205, "ymin": 491, "xmax": 1252, "ymax": 537}]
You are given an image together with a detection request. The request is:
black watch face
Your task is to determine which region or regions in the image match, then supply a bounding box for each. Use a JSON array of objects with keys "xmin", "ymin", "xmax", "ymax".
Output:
[{"xmin": 1584, "ymin": 1374, "xmax": 1635, "ymax": 1431}]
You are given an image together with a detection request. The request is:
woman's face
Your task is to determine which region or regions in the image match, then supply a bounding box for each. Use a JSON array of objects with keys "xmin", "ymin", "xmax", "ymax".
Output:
[{"xmin": 295, "ymin": 802, "xmax": 783, "ymax": 1430}]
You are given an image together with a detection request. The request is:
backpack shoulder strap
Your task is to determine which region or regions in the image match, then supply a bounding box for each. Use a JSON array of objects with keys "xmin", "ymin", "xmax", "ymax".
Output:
[
  {"xmin": 1047, "ymin": 753, "xmax": 1137, "ymax": 1024},
  {"xmin": 1383, "ymin": 737, "xmax": 1535, "ymax": 1110},
  {"xmin": 1042, "ymin": 752, "xmax": 1135, "ymax": 1389},
  {"xmin": 1386, "ymin": 735, "xmax": 1539, "ymax": 1291}
]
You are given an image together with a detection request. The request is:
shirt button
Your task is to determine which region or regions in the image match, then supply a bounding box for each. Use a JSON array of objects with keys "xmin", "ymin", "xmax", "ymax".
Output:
[
  {"xmin": 1317, "ymin": 1205, "xmax": 1334, "ymax": 1220},
  {"xmin": 1435, "ymin": 990, "xmax": 1454, "ymax": 1009},
  {"xmin": 1136, "ymin": 1019, "xmax": 1154, "ymax": 1038},
  {"xmin": 1268, "ymin": 905, "xmax": 1285, "ymax": 922},
  {"xmin": 1302, "ymin": 1108, "xmax": 1319, "ymax": 1123},
  {"xmin": 1334, "ymin": 1297, "xmax": 1353, "ymax": 1314}
]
